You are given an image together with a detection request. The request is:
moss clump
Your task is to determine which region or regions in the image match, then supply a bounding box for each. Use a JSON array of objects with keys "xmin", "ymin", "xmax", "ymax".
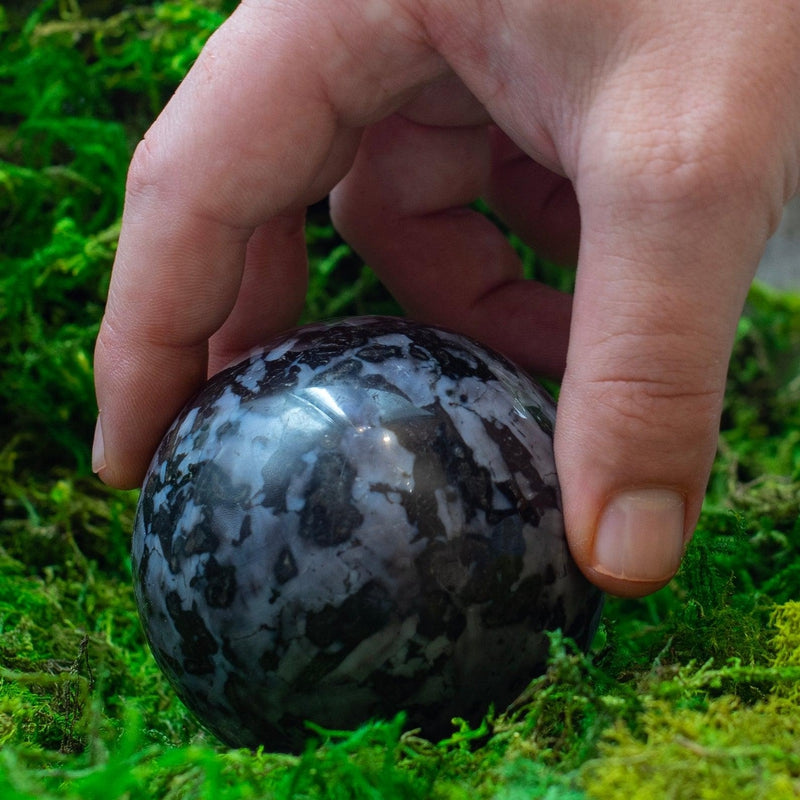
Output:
[
  {"xmin": 580, "ymin": 601, "xmax": 800, "ymax": 800},
  {"xmin": 582, "ymin": 695, "xmax": 800, "ymax": 800},
  {"xmin": 1, "ymin": 0, "xmax": 238, "ymax": 473}
]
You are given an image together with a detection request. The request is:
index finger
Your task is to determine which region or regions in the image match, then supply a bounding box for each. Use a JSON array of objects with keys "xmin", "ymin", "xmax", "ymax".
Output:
[{"xmin": 92, "ymin": 1, "xmax": 442, "ymax": 488}]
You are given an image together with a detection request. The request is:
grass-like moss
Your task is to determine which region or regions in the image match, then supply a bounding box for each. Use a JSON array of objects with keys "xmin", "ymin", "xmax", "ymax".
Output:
[{"xmin": 1, "ymin": 2, "xmax": 799, "ymax": 797}]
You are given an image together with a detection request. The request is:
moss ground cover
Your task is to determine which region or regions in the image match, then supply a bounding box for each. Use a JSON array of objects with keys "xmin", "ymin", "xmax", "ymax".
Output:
[{"xmin": 1, "ymin": 2, "xmax": 799, "ymax": 797}]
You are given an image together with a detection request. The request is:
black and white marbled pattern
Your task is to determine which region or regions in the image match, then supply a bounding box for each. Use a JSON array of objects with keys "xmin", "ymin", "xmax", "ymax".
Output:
[{"xmin": 133, "ymin": 316, "xmax": 603, "ymax": 750}]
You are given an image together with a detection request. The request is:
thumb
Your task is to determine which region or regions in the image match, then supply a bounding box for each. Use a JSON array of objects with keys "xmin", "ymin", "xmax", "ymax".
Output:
[{"xmin": 557, "ymin": 130, "xmax": 783, "ymax": 598}]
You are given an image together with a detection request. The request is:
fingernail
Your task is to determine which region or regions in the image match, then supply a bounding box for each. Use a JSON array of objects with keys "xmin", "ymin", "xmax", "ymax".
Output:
[
  {"xmin": 92, "ymin": 415, "xmax": 107, "ymax": 474},
  {"xmin": 592, "ymin": 488, "xmax": 685, "ymax": 583}
]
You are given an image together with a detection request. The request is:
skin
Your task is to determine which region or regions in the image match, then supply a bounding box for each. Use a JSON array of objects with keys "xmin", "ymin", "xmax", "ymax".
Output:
[{"xmin": 93, "ymin": 0, "xmax": 800, "ymax": 598}]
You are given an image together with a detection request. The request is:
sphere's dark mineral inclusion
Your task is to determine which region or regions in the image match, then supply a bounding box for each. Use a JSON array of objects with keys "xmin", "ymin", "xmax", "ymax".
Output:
[{"xmin": 132, "ymin": 316, "xmax": 604, "ymax": 750}]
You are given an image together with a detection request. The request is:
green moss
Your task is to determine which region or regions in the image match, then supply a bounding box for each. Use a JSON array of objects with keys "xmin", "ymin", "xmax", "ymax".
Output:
[
  {"xmin": 581, "ymin": 695, "xmax": 800, "ymax": 800},
  {"xmin": 580, "ymin": 602, "xmax": 800, "ymax": 799},
  {"xmin": 769, "ymin": 601, "xmax": 800, "ymax": 705},
  {"xmin": 1, "ymin": 1, "xmax": 800, "ymax": 797},
  {"xmin": 0, "ymin": 0, "xmax": 237, "ymax": 473}
]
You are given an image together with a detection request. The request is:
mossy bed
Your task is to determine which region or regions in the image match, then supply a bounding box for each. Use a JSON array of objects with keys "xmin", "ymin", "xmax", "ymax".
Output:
[{"xmin": 2, "ymin": 2, "xmax": 799, "ymax": 797}]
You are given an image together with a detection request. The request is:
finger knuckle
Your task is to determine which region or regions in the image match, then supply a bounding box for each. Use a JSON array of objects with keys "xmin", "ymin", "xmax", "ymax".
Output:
[
  {"xmin": 600, "ymin": 374, "xmax": 718, "ymax": 417},
  {"xmin": 126, "ymin": 135, "xmax": 169, "ymax": 204},
  {"xmin": 587, "ymin": 369, "xmax": 723, "ymax": 441},
  {"xmin": 621, "ymin": 111, "xmax": 772, "ymax": 215}
]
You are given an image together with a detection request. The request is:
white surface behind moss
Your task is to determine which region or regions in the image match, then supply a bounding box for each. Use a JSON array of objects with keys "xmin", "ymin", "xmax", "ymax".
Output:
[{"xmin": 757, "ymin": 196, "xmax": 800, "ymax": 289}]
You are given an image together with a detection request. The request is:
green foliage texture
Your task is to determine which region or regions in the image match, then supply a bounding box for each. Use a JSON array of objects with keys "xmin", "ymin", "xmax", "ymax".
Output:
[{"xmin": 1, "ymin": 2, "xmax": 799, "ymax": 798}]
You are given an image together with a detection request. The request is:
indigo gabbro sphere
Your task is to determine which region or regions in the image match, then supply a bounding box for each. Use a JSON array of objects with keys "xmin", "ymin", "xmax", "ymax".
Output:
[{"xmin": 133, "ymin": 316, "xmax": 603, "ymax": 750}]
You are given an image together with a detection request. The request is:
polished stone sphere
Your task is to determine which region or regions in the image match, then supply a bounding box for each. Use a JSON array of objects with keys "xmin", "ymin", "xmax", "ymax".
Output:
[{"xmin": 132, "ymin": 316, "xmax": 603, "ymax": 750}]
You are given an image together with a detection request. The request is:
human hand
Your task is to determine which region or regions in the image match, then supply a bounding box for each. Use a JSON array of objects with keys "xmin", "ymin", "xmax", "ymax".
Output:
[{"xmin": 93, "ymin": 0, "xmax": 800, "ymax": 597}]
